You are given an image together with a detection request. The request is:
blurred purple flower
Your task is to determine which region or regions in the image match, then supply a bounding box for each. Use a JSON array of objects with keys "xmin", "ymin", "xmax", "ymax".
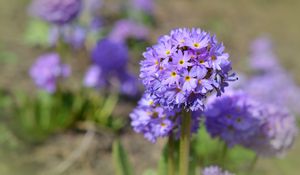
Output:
[
  {"xmin": 205, "ymin": 91, "xmax": 264, "ymax": 147},
  {"xmin": 108, "ymin": 19, "xmax": 149, "ymax": 43},
  {"xmin": 84, "ymin": 38, "xmax": 139, "ymax": 96},
  {"xmin": 242, "ymin": 104, "xmax": 297, "ymax": 157},
  {"xmin": 202, "ymin": 166, "xmax": 234, "ymax": 175},
  {"xmin": 91, "ymin": 38, "xmax": 129, "ymax": 72},
  {"xmin": 30, "ymin": 53, "xmax": 70, "ymax": 93},
  {"xmin": 63, "ymin": 25, "xmax": 86, "ymax": 49},
  {"xmin": 249, "ymin": 36, "xmax": 281, "ymax": 73},
  {"xmin": 29, "ymin": 0, "xmax": 82, "ymax": 25},
  {"xmin": 83, "ymin": 65, "xmax": 105, "ymax": 88},
  {"xmin": 245, "ymin": 72, "xmax": 300, "ymax": 116},
  {"xmin": 131, "ymin": 0, "xmax": 154, "ymax": 14},
  {"xmin": 48, "ymin": 25, "xmax": 86, "ymax": 49}
]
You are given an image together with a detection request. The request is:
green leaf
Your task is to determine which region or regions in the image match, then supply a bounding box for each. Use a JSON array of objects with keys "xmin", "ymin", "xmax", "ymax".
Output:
[
  {"xmin": 112, "ymin": 139, "xmax": 134, "ymax": 175},
  {"xmin": 24, "ymin": 19, "xmax": 49, "ymax": 46},
  {"xmin": 143, "ymin": 169, "xmax": 157, "ymax": 175}
]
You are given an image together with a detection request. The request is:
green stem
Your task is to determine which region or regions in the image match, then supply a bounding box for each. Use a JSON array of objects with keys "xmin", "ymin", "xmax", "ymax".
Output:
[
  {"xmin": 220, "ymin": 143, "xmax": 228, "ymax": 164},
  {"xmin": 249, "ymin": 154, "xmax": 259, "ymax": 173},
  {"xmin": 168, "ymin": 135, "xmax": 175, "ymax": 175},
  {"xmin": 179, "ymin": 111, "xmax": 191, "ymax": 175}
]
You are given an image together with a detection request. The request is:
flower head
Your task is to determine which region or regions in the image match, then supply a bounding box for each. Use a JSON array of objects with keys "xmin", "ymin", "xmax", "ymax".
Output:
[
  {"xmin": 29, "ymin": 0, "xmax": 82, "ymax": 25},
  {"xmin": 205, "ymin": 91, "xmax": 264, "ymax": 147},
  {"xmin": 245, "ymin": 72, "xmax": 300, "ymax": 116},
  {"xmin": 30, "ymin": 53, "xmax": 70, "ymax": 93},
  {"xmin": 243, "ymin": 104, "xmax": 298, "ymax": 157},
  {"xmin": 131, "ymin": 0, "xmax": 154, "ymax": 14},
  {"xmin": 109, "ymin": 19, "xmax": 149, "ymax": 43},
  {"xmin": 91, "ymin": 38, "xmax": 129, "ymax": 72},
  {"xmin": 140, "ymin": 28, "xmax": 236, "ymax": 111},
  {"xmin": 130, "ymin": 94, "xmax": 202, "ymax": 142},
  {"xmin": 202, "ymin": 166, "xmax": 234, "ymax": 175},
  {"xmin": 249, "ymin": 36, "xmax": 280, "ymax": 73},
  {"xmin": 84, "ymin": 38, "xmax": 139, "ymax": 96}
]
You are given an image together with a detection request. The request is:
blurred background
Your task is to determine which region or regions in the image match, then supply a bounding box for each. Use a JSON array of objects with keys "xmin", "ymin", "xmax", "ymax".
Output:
[{"xmin": 1, "ymin": 0, "xmax": 300, "ymax": 175}]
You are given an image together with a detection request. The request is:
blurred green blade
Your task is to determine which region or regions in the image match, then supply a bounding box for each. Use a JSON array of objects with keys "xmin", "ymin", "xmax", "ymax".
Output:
[{"xmin": 112, "ymin": 139, "xmax": 134, "ymax": 175}]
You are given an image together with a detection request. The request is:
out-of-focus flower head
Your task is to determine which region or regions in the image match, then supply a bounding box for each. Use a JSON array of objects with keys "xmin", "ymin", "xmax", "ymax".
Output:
[
  {"xmin": 243, "ymin": 104, "xmax": 297, "ymax": 157},
  {"xmin": 205, "ymin": 91, "xmax": 264, "ymax": 147},
  {"xmin": 249, "ymin": 36, "xmax": 280, "ymax": 73},
  {"xmin": 29, "ymin": 0, "xmax": 82, "ymax": 25},
  {"xmin": 202, "ymin": 166, "xmax": 234, "ymax": 175},
  {"xmin": 91, "ymin": 38, "xmax": 129, "ymax": 72},
  {"xmin": 131, "ymin": 0, "xmax": 154, "ymax": 15},
  {"xmin": 245, "ymin": 72, "xmax": 300, "ymax": 116},
  {"xmin": 30, "ymin": 53, "xmax": 70, "ymax": 93},
  {"xmin": 140, "ymin": 28, "xmax": 237, "ymax": 112},
  {"xmin": 48, "ymin": 25, "xmax": 87, "ymax": 49},
  {"xmin": 108, "ymin": 19, "xmax": 149, "ymax": 43},
  {"xmin": 83, "ymin": 38, "xmax": 139, "ymax": 96}
]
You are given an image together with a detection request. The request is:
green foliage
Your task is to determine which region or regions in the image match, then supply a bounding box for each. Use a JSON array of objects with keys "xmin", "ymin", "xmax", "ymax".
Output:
[
  {"xmin": 0, "ymin": 50, "xmax": 18, "ymax": 64},
  {"xmin": 113, "ymin": 139, "xmax": 134, "ymax": 175},
  {"xmin": 192, "ymin": 126, "xmax": 256, "ymax": 174},
  {"xmin": 24, "ymin": 19, "xmax": 49, "ymax": 47},
  {"xmin": 9, "ymin": 89, "xmax": 125, "ymax": 143}
]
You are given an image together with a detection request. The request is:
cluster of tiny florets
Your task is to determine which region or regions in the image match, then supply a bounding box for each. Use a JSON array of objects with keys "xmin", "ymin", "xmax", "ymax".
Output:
[
  {"xmin": 130, "ymin": 94, "xmax": 202, "ymax": 142},
  {"xmin": 130, "ymin": 94, "xmax": 176, "ymax": 142},
  {"xmin": 202, "ymin": 166, "xmax": 234, "ymax": 175},
  {"xmin": 30, "ymin": 53, "xmax": 70, "ymax": 93},
  {"xmin": 30, "ymin": 0, "xmax": 82, "ymax": 25},
  {"xmin": 84, "ymin": 38, "xmax": 138, "ymax": 96},
  {"xmin": 243, "ymin": 104, "xmax": 298, "ymax": 157},
  {"xmin": 205, "ymin": 91, "xmax": 264, "ymax": 147},
  {"xmin": 140, "ymin": 28, "xmax": 236, "ymax": 111}
]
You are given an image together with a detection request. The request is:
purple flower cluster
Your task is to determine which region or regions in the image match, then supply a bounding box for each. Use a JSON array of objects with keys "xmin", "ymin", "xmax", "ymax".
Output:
[
  {"xmin": 130, "ymin": 94, "xmax": 202, "ymax": 142},
  {"xmin": 30, "ymin": 53, "xmax": 70, "ymax": 93},
  {"xmin": 245, "ymin": 72, "xmax": 300, "ymax": 116},
  {"xmin": 205, "ymin": 90, "xmax": 298, "ymax": 156},
  {"xmin": 30, "ymin": 0, "xmax": 82, "ymax": 25},
  {"xmin": 140, "ymin": 28, "xmax": 236, "ymax": 111},
  {"xmin": 245, "ymin": 36, "xmax": 300, "ymax": 116},
  {"xmin": 243, "ymin": 104, "xmax": 297, "ymax": 157},
  {"xmin": 49, "ymin": 25, "xmax": 87, "ymax": 49},
  {"xmin": 130, "ymin": 94, "xmax": 175, "ymax": 142},
  {"xmin": 205, "ymin": 91, "xmax": 264, "ymax": 147},
  {"xmin": 249, "ymin": 36, "xmax": 280, "ymax": 73},
  {"xmin": 83, "ymin": 38, "xmax": 138, "ymax": 96},
  {"xmin": 202, "ymin": 166, "xmax": 234, "ymax": 175},
  {"xmin": 108, "ymin": 19, "xmax": 149, "ymax": 43},
  {"xmin": 131, "ymin": 0, "xmax": 154, "ymax": 14}
]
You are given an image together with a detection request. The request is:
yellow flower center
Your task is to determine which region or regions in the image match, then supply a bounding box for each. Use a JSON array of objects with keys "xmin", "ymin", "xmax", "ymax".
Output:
[
  {"xmin": 171, "ymin": 72, "xmax": 177, "ymax": 77},
  {"xmin": 179, "ymin": 60, "xmax": 184, "ymax": 65},
  {"xmin": 193, "ymin": 43, "xmax": 200, "ymax": 48},
  {"xmin": 211, "ymin": 55, "xmax": 217, "ymax": 61},
  {"xmin": 185, "ymin": 76, "xmax": 191, "ymax": 81},
  {"xmin": 165, "ymin": 50, "xmax": 171, "ymax": 55},
  {"xmin": 152, "ymin": 112, "xmax": 158, "ymax": 118}
]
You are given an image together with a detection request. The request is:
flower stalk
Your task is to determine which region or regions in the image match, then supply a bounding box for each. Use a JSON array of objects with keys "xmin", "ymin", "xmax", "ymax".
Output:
[
  {"xmin": 179, "ymin": 111, "xmax": 191, "ymax": 175},
  {"xmin": 168, "ymin": 135, "xmax": 175, "ymax": 175}
]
